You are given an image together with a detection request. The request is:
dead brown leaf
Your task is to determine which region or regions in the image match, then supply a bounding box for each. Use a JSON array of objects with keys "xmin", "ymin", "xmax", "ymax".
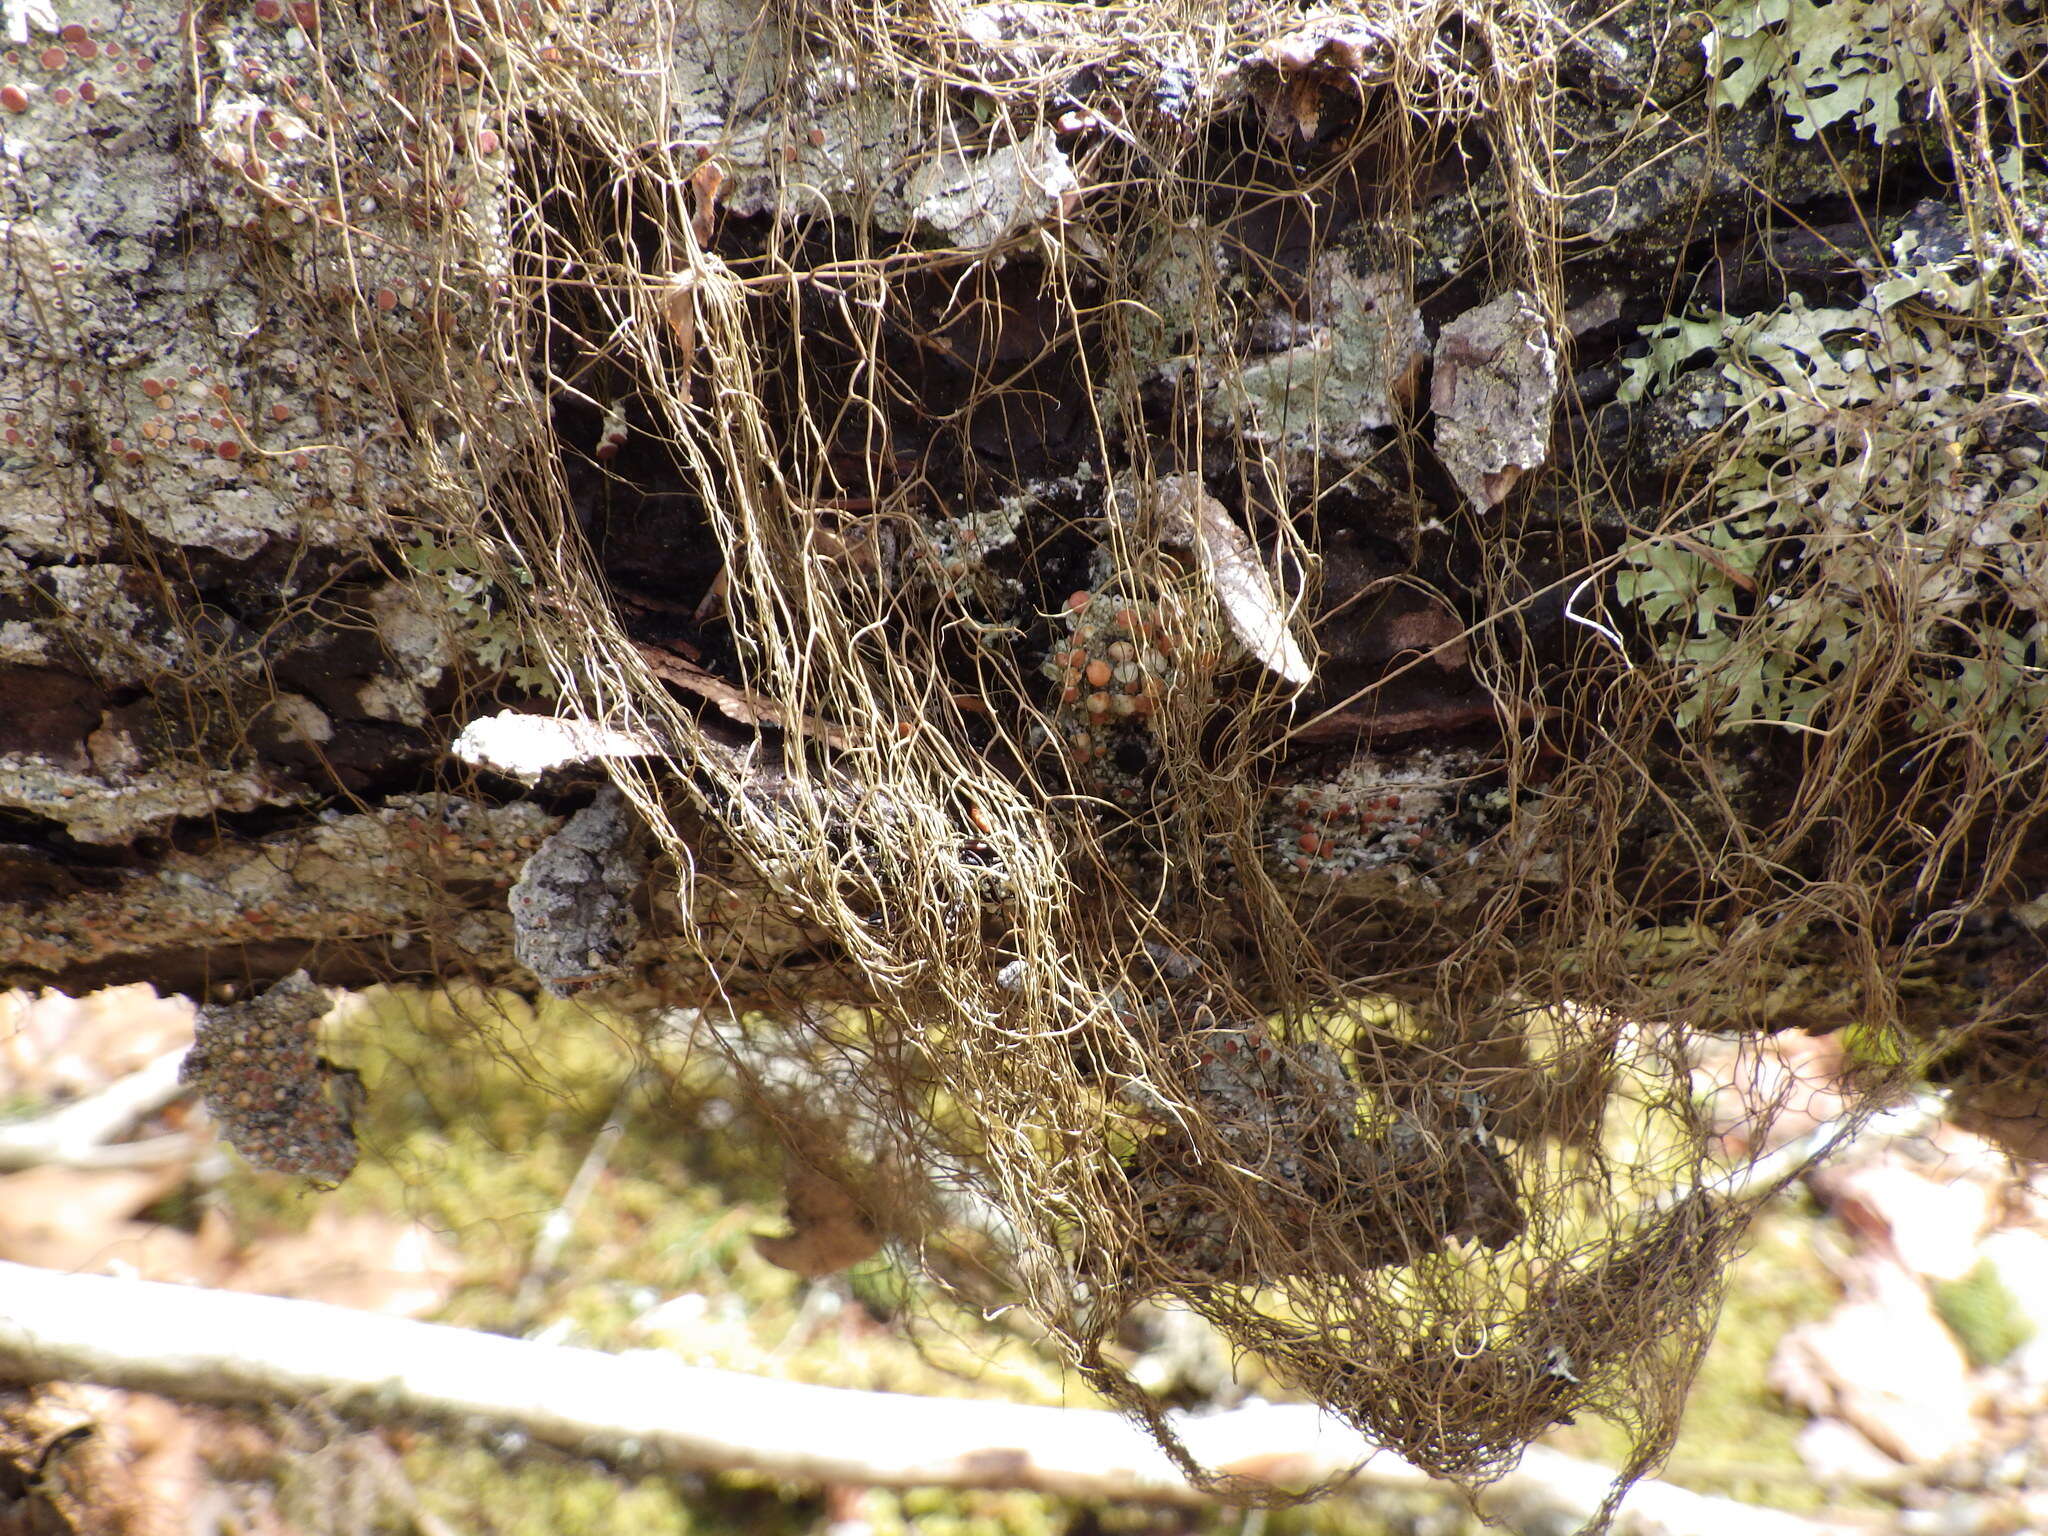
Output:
[
  {"xmin": 0, "ymin": 1164, "xmax": 193, "ymax": 1275},
  {"xmin": 0, "ymin": 987, "xmax": 195, "ymax": 1104},
  {"xmin": 687, "ymin": 159, "xmax": 724, "ymax": 249},
  {"xmin": 660, "ymin": 270, "xmax": 699, "ymax": 393},
  {"xmin": 754, "ymin": 1162, "xmax": 881, "ymax": 1278},
  {"xmin": 224, "ymin": 1208, "xmax": 464, "ymax": 1318}
]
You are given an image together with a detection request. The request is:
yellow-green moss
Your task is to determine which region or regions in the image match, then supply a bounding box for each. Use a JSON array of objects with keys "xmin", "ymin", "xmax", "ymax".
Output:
[
  {"xmin": 219, "ymin": 982, "xmax": 1867, "ymax": 1533},
  {"xmin": 1933, "ymin": 1259, "xmax": 2035, "ymax": 1369},
  {"xmin": 1545, "ymin": 1205, "xmax": 1853, "ymax": 1513}
]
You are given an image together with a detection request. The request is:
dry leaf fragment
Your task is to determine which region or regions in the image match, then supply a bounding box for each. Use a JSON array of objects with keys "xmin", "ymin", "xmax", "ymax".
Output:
[
  {"xmin": 660, "ymin": 270, "xmax": 700, "ymax": 394},
  {"xmin": 1249, "ymin": 17, "xmax": 1390, "ymax": 143},
  {"xmin": 225, "ymin": 1209, "xmax": 464, "ymax": 1317},
  {"xmin": 687, "ymin": 159, "xmax": 724, "ymax": 249},
  {"xmin": 0, "ymin": 1163, "xmax": 191, "ymax": 1272},
  {"xmin": 1154, "ymin": 476, "xmax": 1312, "ymax": 687},
  {"xmin": 634, "ymin": 641, "xmax": 855, "ymax": 747},
  {"xmin": 753, "ymin": 1162, "xmax": 881, "ymax": 1278}
]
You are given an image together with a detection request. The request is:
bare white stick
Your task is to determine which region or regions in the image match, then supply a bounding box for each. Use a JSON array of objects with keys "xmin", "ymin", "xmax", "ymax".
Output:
[
  {"xmin": 0, "ymin": 1261, "xmax": 1870, "ymax": 1536},
  {"xmin": 0, "ymin": 1049, "xmax": 191, "ymax": 1170},
  {"xmin": 516, "ymin": 1107, "xmax": 628, "ymax": 1312}
]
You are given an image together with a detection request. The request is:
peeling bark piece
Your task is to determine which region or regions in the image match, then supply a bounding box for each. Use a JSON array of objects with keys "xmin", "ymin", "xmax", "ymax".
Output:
[
  {"xmin": 508, "ymin": 788, "xmax": 646, "ymax": 996},
  {"xmin": 1153, "ymin": 476, "xmax": 1312, "ymax": 686},
  {"xmin": 178, "ymin": 972, "xmax": 359, "ymax": 1188},
  {"xmin": 1431, "ymin": 290, "xmax": 1559, "ymax": 511},
  {"xmin": 906, "ymin": 128, "xmax": 1078, "ymax": 250}
]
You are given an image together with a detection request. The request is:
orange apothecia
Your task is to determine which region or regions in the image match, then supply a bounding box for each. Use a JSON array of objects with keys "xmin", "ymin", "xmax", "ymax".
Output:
[{"xmin": 1039, "ymin": 589, "xmax": 1179, "ymax": 801}]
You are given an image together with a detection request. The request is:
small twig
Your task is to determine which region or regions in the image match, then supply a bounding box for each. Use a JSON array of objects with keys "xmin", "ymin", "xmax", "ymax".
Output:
[
  {"xmin": 515, "ymin": 1082, "xmax": 632, "ymax": 1313},
  {"xmin": 0, "ymin": 1048, "xmax": 192, "ymax": 1171}
]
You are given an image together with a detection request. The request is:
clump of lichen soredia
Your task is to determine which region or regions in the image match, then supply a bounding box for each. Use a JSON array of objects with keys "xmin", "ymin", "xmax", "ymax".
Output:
[
  {"xmin": 1263, "ymin": 750, "xmax": 1496, "ymax": 892},
  {"xmin": 180, "ymin": 970, "xmax": 363, "ymax": 1188}
]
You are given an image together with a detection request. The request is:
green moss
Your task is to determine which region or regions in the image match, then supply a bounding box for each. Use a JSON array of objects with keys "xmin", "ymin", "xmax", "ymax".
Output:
[
  {"xmin": 403, "ymin": 1441, "xmax": 703, "ymax": 1536},
  {"xmin": 1933, "ymin": 1259, "xmax": 2035, "ymax": 1368},
  {"xmin": 1545, "ymin": 1206, "xmax": 1856, "ymax": 1513},
  {"xmin": 227, "ymin": 983, "xmax": 1101, "ymax": 1530},
  {"xmin": 234, "ymin": 980, "xmax": 1865, "ymax": 1534}
]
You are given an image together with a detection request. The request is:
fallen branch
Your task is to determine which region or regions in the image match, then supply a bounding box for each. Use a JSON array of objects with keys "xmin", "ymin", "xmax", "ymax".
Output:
[
  {"xmin": 0, "ymin": 1050, "xmax": 191, "ymax": 1170},
  {"xmin": 0, "ymin": 1261, "xmax": 1873, "ymax": 1536}
]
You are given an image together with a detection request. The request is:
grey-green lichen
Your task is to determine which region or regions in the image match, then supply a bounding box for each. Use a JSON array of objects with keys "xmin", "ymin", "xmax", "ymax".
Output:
[
  {"xmin": 1705, "ymin": 0, "xmax": 2047, "ymax": 143},
  {"xmin": 1207, "ymin": 251, "xmax": 1424, "ymax": 469},
  {"xmin": 1616, "ymin": 203, "xmax": 2048, "ymax": 764}
]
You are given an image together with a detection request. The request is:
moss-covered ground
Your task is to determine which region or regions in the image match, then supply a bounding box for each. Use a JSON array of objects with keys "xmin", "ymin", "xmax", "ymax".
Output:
[{"xmin": 220, "ymin": 986, "xmax": 1859, "ymax": 1535}]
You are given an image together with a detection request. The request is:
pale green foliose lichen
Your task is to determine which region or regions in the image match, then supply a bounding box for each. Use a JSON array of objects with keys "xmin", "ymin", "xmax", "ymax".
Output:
[{"xmin": 1616, "ymin": 210, "xmax": 2048, "ymax": 765}]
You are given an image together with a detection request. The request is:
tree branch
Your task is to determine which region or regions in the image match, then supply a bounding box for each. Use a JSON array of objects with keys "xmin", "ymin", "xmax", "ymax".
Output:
[
  {"xmin": 0, "ymin": 1261, "xmax": 1872, "ymax": 1536},
  {"xmin": 0, "ymin": 1050, "xmax": 191, "ymax": 1170}
]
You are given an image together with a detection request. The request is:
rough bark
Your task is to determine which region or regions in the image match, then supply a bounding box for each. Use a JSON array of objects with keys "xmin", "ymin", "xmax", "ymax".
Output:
[
  {"xmin": 7, "ymin": 0, "xmax": 2047, "ymax": 1502},
  {"xmin": 0, "ymin": 0, "xmax": 2037, "ymax": 1070}
]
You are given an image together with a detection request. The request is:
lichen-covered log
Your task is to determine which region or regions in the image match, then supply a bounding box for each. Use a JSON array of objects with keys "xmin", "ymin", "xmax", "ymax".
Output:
[{"xmin": 4, "ymin": 0, "xmax": 2048, "ymax": 1508}]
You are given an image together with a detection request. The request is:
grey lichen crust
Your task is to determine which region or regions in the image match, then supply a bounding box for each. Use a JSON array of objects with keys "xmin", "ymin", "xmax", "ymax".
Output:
[
  {"xmin": 1211, "ymin": 254, "xmax": 1426, "ymax": 468},
  {"xmin": 0, "ymin": 0, "xmax": 530, "ymax": 846},
  {"xmin": 509, "ymin": 788, "xmax": 648, "ymax": 996},
  {"xmin": 180, "ymin": 969, "xmax": 361, "ymax": 1187},
  {"xmin": 1432, "ymin": 291, "xmax": 1558, "ymax": 512}
]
